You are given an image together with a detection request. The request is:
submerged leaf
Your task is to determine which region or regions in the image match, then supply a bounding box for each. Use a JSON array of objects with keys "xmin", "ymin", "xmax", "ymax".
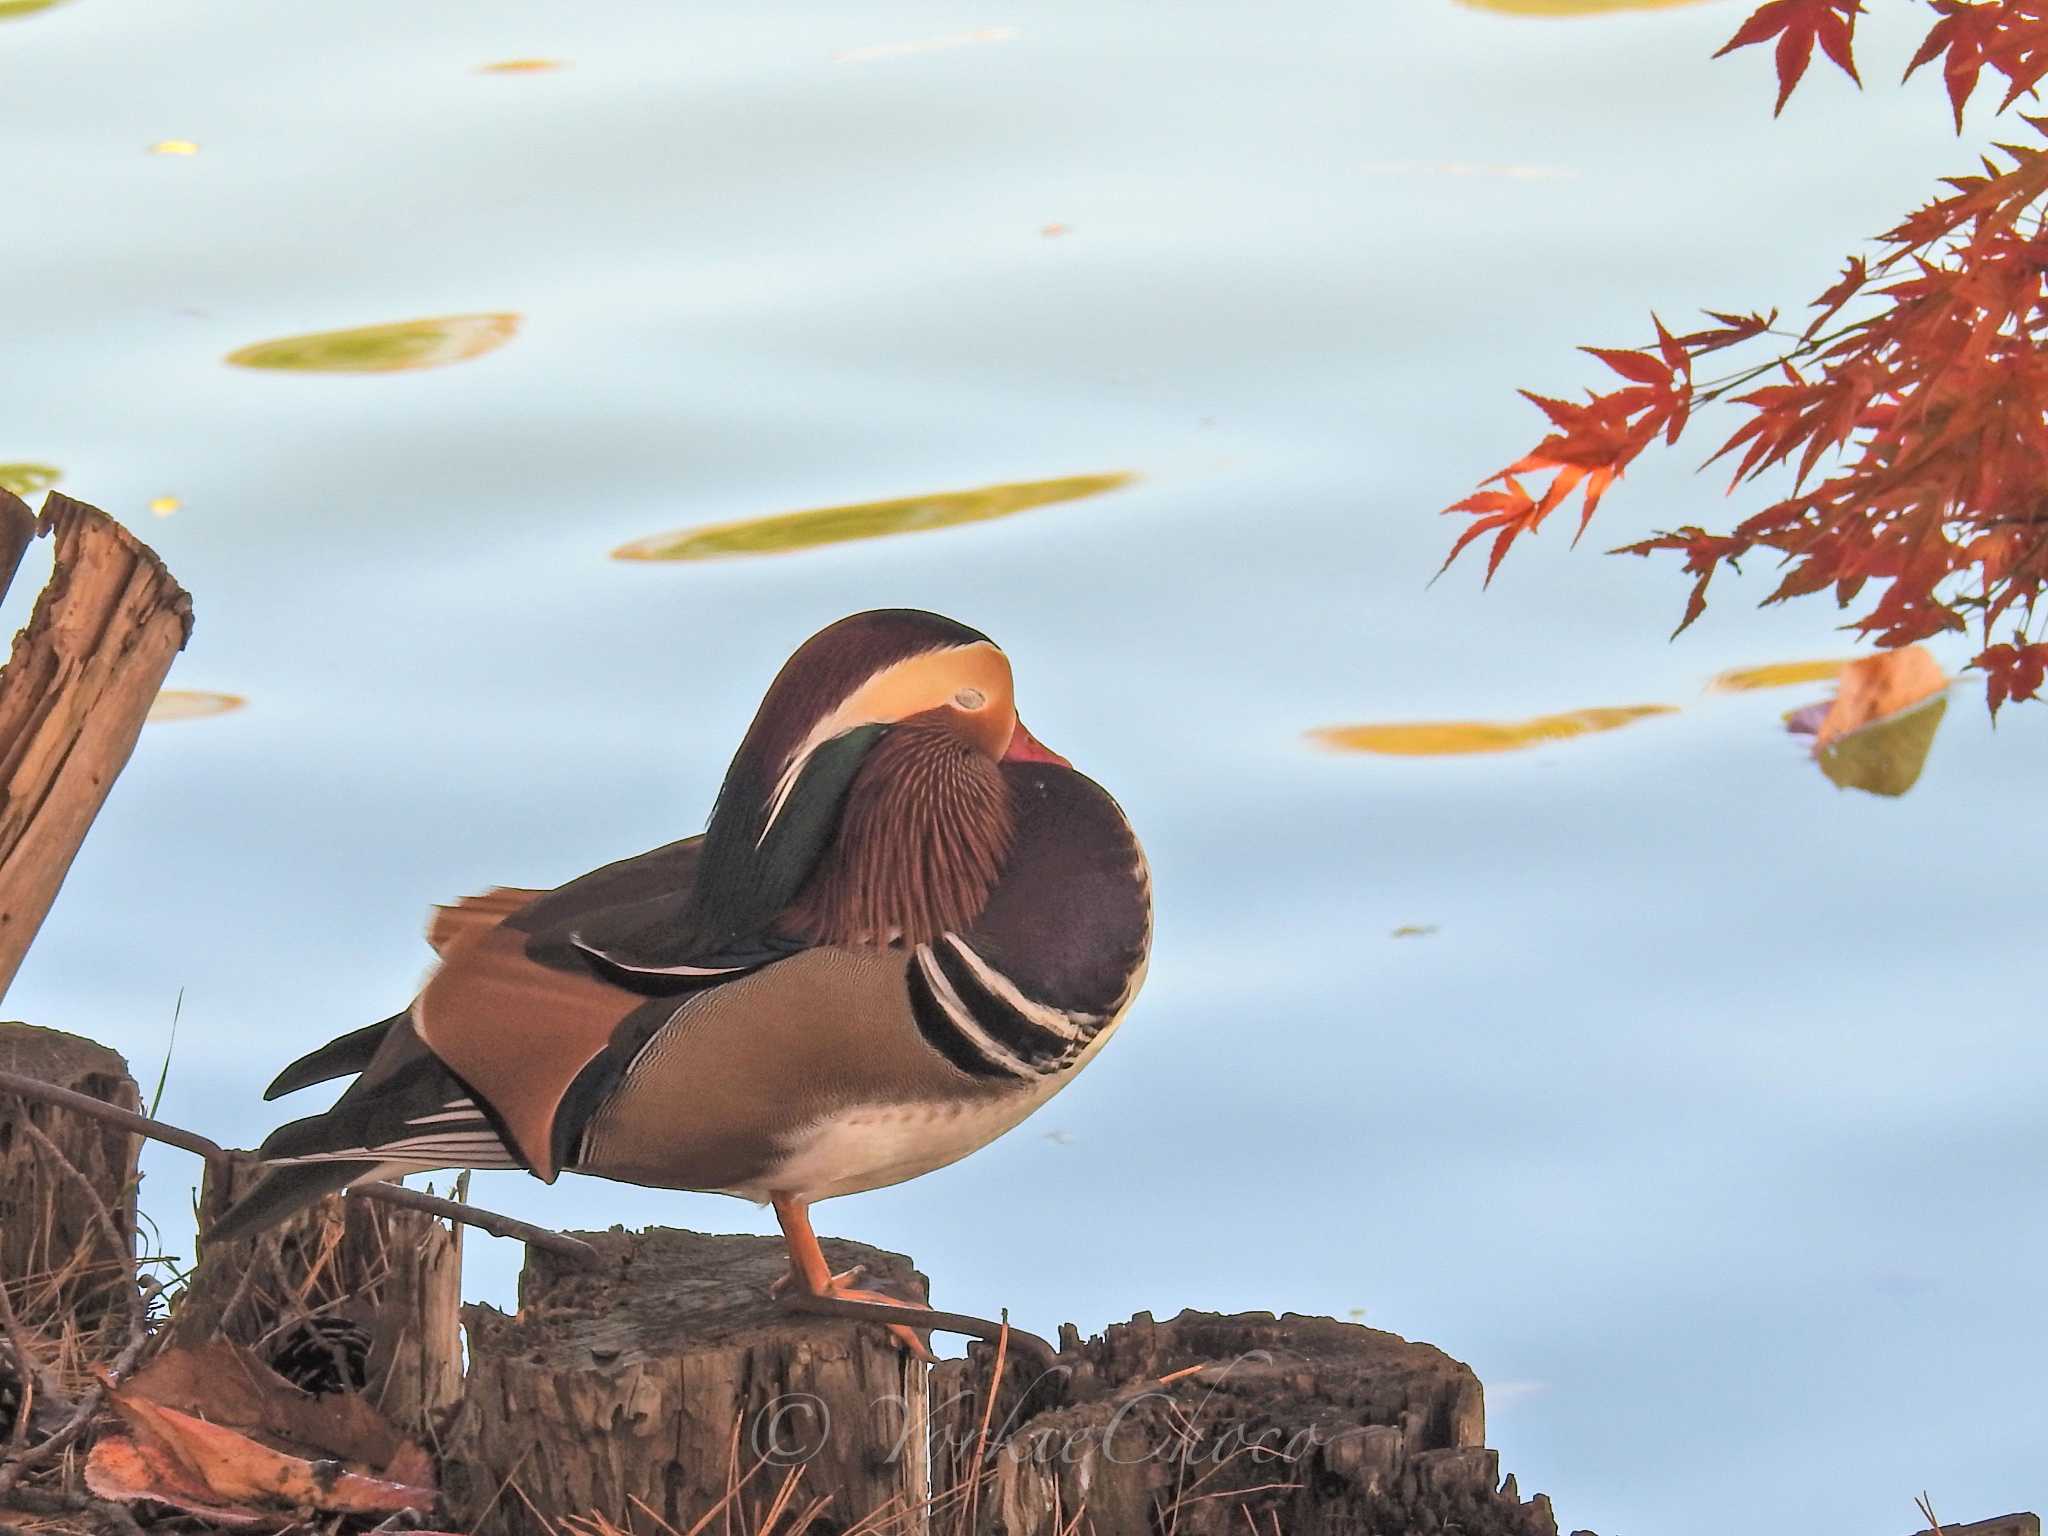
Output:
[
  {"xmin": 226, "ymin": 313, "xmax": 519, "ymax": 374},
  {"xmin": 1308, "ymin": 704, "xmax": 1675, "ymax": 756},
  {"xmin": 1706, "ymin": 657, "xmax": 1855, "ymax": 692},
  {"xmin": 0, "ymin": 0, "xmax": 70, "ymax": 17},
  {"xmin": 612, "ymin": 472, "xmax": 1137, "ymax": 562},
  {"xmin": 1816, "ymin": 695, "xmax": 1948, "ymax": 797},
  {"xmin": 148, "ymin": 690, "xmax": 244, "ymax": 723},
  {"xmin": 0, "ymin": 463, "xmax": 59, "ymax": 496}
]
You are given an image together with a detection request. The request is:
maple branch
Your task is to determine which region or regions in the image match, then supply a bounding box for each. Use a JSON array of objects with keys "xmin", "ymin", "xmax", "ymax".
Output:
[{"xmin": 1435, "ymin": 0, "xmax": 2048, "ymax": 711}]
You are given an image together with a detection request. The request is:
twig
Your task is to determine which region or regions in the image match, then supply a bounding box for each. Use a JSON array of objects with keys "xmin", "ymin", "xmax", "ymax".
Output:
[
  {"xmin": 775, "ymin": 1293, "xmax": 1057, "ymax": 1368},
  {"xmin": 0, "ymin": 1067, "xmax": 596, "ymax": 1264},
  {"xmin": 0, "ymin": 1068, "xmax": 228, "ymax": 1169},
  {"xmin": 957, "ymin": 1315, "xmax": 1010, "ymax": 1536},
  {"xmin": 1, "ymin": 1484, "xmax": 148, "ymax": 1536},
  {"xmin": 353, "ymin": 1182, "xmax": 595, "ymax": 1263}
]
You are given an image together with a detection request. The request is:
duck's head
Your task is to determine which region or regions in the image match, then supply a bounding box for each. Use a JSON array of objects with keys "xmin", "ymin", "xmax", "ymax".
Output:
[{"xmin": 694, "ymin": 610, "xmax": 1067, "ymax": 946}]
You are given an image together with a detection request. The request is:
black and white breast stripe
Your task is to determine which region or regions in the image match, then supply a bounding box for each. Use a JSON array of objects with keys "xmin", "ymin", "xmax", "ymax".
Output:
[{"xmin": 907, "ymin": 935, "xmax": 1103, "ymax": 1080}]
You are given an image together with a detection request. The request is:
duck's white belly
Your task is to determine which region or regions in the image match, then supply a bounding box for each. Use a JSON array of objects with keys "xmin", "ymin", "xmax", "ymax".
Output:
[{"xmin": 736, "ymin": 1003, "xmax": 1131, "ymax": 1203}]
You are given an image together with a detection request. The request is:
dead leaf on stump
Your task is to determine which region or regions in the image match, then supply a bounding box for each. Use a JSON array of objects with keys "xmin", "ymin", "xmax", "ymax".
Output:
[
  {"xmin": 121, "ymin": 1339, "xmax": 425, "ymax": 1475},
  {"xmin": 84, "ymin": 1362, "xmax": 437, "ymax": 1522},
  {"xmin": 84, "ymin": 1434, "xmax": 276, "ymax": 1527}
]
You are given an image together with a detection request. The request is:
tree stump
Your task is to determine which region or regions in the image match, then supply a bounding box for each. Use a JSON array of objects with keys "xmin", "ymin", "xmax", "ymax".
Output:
[
  {"xmin": 0, "ymin": 1021, "xmax": 140, "ymax": 1344},
  {"xmin": 928, "ymin": 1310, "xmax": 1560, "ymax": 1536},
  {"xmin": 445, "ymin": 1226, "xmax": 930, "ymax": 1536},
  {"xmin": 164, "ymin": 1151, "xmax": 463, "ymax": 1440}
]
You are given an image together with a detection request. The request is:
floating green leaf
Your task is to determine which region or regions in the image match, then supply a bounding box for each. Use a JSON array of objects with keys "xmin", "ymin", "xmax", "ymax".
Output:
[
  {"xmin": 147, "ymin": 691, "xmax": 245, "ymax": 724},
  {"xmin": 1309, "ymin": 704, "xmax": 1676, "ymax": 757},
  {"xmin": 225, "ymin": 314, "xmax": 520, "ymax": 374},
  {"xmin": 612, "ymin": 472, "xmax": 1138, "ymax": 562},
  {"xmin": 0, "ymin": 463, "xmax": 60, "ymax": 497}
]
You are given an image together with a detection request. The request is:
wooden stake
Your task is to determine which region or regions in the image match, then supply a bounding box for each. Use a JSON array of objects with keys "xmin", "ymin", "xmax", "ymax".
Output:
[
  {"xmin": 0, "ymin": 494, "xmax": 192, "ymax": 1000},
  {"xmin": 0, "ymin": 491, "xmax": 34, "ymax": 607}
]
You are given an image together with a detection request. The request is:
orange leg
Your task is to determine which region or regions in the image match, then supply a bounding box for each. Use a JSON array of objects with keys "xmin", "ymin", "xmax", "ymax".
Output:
[{"xmin": 771, "ymin": 1193, "xmax": 934, "ymax": 1362}]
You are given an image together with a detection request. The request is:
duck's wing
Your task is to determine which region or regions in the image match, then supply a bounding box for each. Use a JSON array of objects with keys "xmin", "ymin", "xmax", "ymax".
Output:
[
  {"xmin": 218, "ymin": 834, "xmax": 781, "ymax": 1240},
  {"xmin": 208, "ymin": 1010, "xmax": 532, "ymax": 1243}
]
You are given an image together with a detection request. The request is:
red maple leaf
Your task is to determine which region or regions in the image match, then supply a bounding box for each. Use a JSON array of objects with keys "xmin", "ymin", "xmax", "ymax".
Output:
[
  {"xmin": 1715, "ymin": 0, "xmax": 1865, "ymax": 115},
  {"xmin": 1437, "ymin": 0, "xmax": 2048, "ymax": 714},
  {"xmin": 1905, "ymin": 1, "xmax": 2048, "ymax": 130},
  {"xmin": 1976, "ymin": 636, "xmax": 2048, "ymax": 713}
]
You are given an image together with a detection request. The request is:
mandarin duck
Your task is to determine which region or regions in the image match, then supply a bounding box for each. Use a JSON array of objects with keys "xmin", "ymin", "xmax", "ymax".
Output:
[{"xmin": 212, "ymin": 609, "xmax": 1152, "ymax": 1353}]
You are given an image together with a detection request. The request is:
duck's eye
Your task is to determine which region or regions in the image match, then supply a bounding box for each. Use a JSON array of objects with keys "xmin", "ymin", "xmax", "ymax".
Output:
[{"xmin": 953, "ymin": 687, "xmax": 987, "ymax": 710}]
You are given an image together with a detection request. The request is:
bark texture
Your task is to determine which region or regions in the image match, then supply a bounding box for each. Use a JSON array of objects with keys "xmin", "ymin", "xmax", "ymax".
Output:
[
  {"xmin": 165, "ymin": 1152, "xmax": 463, "ymax": 1440},
  {"xmin": 0, "ymin": 491, "xmax": 33, "ymax": 607},
  {"xmin": 928, "ymin": 1310, "xmax": 1560, "ymax": 1536},
  {"xmin": 445, "ymin": 1226, "xmax": 931, "ymax": 1536},
  {"xmin": 0, "ymin": 492, "xmax": 192, "ymax": 1000},
  {"xmin": 0, "ymin": 1021, "xmax": 140, "ymax": 1343}
]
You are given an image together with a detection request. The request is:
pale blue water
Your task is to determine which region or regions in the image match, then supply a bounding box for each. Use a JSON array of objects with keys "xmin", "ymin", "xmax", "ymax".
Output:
[{"xmin": 6, "ymin": 2, "xmax": 2045, "ymax": 1532}]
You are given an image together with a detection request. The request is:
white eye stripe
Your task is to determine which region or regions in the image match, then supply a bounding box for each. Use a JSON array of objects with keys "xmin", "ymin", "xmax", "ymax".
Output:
[{"xmin": 759, "ymin": 723, "xmax": 865, "ymax": 847}]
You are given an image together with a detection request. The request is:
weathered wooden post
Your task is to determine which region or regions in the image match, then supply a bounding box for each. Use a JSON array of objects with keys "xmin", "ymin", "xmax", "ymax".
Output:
[
  {"xmin": 0, "ymin": 1023, "xmax": 141, "ymax": 1344},
  {"xmin": 164, "ymin": 1151, "xmax": 464, "ymax": 1437},
  {"xmin": 445, "ymin": 1226, "xmax": 931, "ymax": 1536},
  {"xmin": 929, "ymin": 1310, "xmax": 1561, "ymax": 1536},
  {"xmin": 0, "ymin": 490, "xmax": 193, "ymax": 1002}
]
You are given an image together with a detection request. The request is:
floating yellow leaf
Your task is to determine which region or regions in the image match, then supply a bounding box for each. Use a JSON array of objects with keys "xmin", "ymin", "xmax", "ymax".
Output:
[
  {"xmin": 612, "ymin": 472, "xmax": 1138, "ymax": 562},
  {"xmin": 149, "ymin": 496, "xmax": 181, "ymax": 518},
  {"xmin": 1309, "ymin": 704, "xmax": 1676, "ymax": 757},
  {"xmin": 147, "ymin": 691, "xmax": 244, "ymax": 724},
  {"xmin": 1706, "ymin": 658, "xmax": 1855, "ymax": 693},
  {"xmin": 1817, "ymin": 695, "xmax": 1948, "ymax": 797},
  {"xmin": 479, "ymin": 58, "xmax": 566, "ymax": 73},
  {"xmin": 0, "ymin": 463, "xmax": 60, "ymax": 497},
  {"xmin": 225, "ymin": 314, "xmax": 519, "ymax": 374},
  {"xmin": 1454, "ymin": 0, "xmax": 1709, "ymax": 13},
  {"xmin": 149, "ymin": 140, "xmax": 199, "ymax": 156},
  {"xmin": 0, "ymin": 0, "xmax": 70, "ymax": 18}
]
